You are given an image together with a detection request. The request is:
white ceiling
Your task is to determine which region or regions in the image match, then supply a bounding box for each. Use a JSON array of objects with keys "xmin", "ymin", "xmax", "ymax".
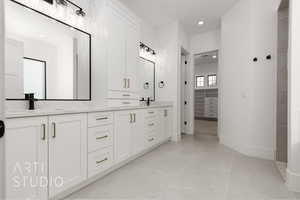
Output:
[{"xmin": 118, "ymin": 0, "xmax": 239, "ymax": 35}]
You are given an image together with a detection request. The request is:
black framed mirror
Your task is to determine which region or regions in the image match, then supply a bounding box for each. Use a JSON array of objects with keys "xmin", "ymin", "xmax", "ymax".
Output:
[
  {"xmin": 5, "ymin": 0, "xmax": 91, "ymax": 101},
  {"xmin": 138, "ymin": 57, "xmax": 155, "ymax": 101}
]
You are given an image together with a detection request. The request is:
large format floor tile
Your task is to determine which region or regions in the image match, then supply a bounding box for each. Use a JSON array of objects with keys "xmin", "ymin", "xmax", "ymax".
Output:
[{"xmin": 67, "ymin": 135, "xmax": 299, "ymax": 200}]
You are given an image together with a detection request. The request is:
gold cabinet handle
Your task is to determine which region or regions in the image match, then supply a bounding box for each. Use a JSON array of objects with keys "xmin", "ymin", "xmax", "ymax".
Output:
[
  {"xmin": 148, "ymin": 111, "xmax": 154, "ymax": 114},
  {"xmin": 133, "ymin": 113, "xmax": 136, "ymax": 123},
  {"xmin": 148, "ymin": 138, "xmax": 154, "ymax": 142},
  {"xmin": 96, "ymin": 135, "xmax": 108, "ymax": 140},
  {"xmin": 122, "ymin": 102, "xmax": 131, "ymax": 105},
  {"xmin": 41, "ymin": 124, "xmax": 46, "ymax": 141},
  {"xmin": 130, "ymin": 113, "xmax": 133, "ymax": 123},
  {"xmin": 128, "ymin": 79, "xmax": 130, "ymax": 88},
  {"xmin": 52, "ymin": 122, "xmax": 56, "ymax": 138},
  {"xmin": 122, "ymin": 94, "xmax": 131, "ymax": 97},
  {"xmin": 148, "ymin": 123, "xmax": 154, "ymax": 127},
  {"xmin": 164, "ymin": 110, "xmax": 168, "ymax": 117},
  {"xmin": 96, "ymin": 158, "xmax": 108, "ymax": 164},
  {"xmin": 96, "ymin": 117, "xmax": 108, "ymax": 121},
  {"xmin": 124, "ymin": 78, "xmax": 127, "ymax": 88}
]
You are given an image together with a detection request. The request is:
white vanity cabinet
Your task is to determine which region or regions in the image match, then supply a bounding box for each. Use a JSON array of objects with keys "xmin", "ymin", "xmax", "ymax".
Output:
[
  {"xmin": 48, "ymin": 114, "xmax": 87, "ymax": 198},
  {"xmin": 5, "ymin": 117, "xmax": 48, "ymax": 200},
  {"xmin": 105, "ymin": 2, "xmax": 140, "ymax": 102},
  {"xmin": 114, "ymin": 111, "xmax": 133, "ymax": 163},
  {"xmin": 5, "ymin": 105, "xmax": 172, "ymax": 199},
  {"xmin": 159, "ymin": 108, "xmax": 173, "ymax": 141},
  {"xmin": 5, "ymin": 114, "xmax": 87, "ymax": 199}
]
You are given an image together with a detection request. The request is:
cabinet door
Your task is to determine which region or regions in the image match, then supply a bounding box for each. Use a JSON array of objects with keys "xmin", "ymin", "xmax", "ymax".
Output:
[
  {"xmin": 158, "ymin": 109, "xmax": 166, "ymax": 142},
  {"xmin": 114, "ymin": 111, "xmax": 132, "ymax": 164},
  {"xmin": 106, "ymin": 10, "xmax": 126, "ymax": 91},
  {"xmin": 48, "ymin": 114, "xmax": 87, "ymax": 197},
  {"xmin": 165, "ymin": 108, "xmax": 173, "ymax": 139},
  {"xmin": 125, "ymin": 23, "xmax": 140, "ymax": 93},
  {"xmin": 5, "ymin": 117, "xmax": 48, "ymax": 200},
  {"xmin": 131, "ymin": 110, "xmax": 145, "ymax": 155}
]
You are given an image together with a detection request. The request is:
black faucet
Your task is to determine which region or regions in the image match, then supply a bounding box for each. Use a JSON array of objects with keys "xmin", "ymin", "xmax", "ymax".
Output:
[
  {"xmin": 146, "ymin": 97, "xmax": 151, "ymax": 106},
  {"xmin": 25, "ymin": 93, "xmax": 36, "ymax": 110}
]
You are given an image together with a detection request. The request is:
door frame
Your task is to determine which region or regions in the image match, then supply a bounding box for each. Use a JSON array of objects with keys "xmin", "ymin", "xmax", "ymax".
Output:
[
  {"xmin": 0, "ymin": 0, "xmax": 5, "ymax": 198},
  {"xmin": 179, "ymin": 47, "xmax": 191, "ymax": 137},
  {"xmin": 189, "ymin": 49, "xmax": 220, "ymax": 137}
]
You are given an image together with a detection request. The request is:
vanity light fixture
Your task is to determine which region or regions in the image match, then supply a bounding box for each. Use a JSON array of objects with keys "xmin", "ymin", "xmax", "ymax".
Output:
[
  {"xmin": 76, "ymin": 8, "xmax": 86, "ymax": 17},
  {"xmin": 56, "ymin": 0, "xmax": 67, "ymax": 6},
  {"xmin": 140, "ymin": 42, "xmax": 156, "ymax": 61},
  {"xmin": 56, "ymin": 0, "xmax": 86, "ymax": 17},
  {"xmin": 42, "ymin": 0, "xmax": 54, "ymax": 4}
]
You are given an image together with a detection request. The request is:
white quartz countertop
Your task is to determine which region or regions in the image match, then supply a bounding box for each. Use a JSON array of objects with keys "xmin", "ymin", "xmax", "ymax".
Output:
[{"xmin": 5, "ymin": 102, "xmax": 173, "ymax": 119}]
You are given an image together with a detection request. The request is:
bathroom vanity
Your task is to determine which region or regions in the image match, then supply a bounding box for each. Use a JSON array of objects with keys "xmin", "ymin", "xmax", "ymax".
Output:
[
  {"xmin": 5, "ymin": 104, "xmax": 173, "ymax": 199},
  {"xmin": 3, "ymin": 0, "xmax": 171, "ymax": 199}
]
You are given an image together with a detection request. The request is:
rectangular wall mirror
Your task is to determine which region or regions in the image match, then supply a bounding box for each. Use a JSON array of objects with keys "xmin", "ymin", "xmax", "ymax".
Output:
[
  {"xmin": 138, "ymin": 57, "xmax": 155, "ymax": 101},
  {"xmin": 5, "ymin": 0, "xmax": 91, "ymax": 101}
]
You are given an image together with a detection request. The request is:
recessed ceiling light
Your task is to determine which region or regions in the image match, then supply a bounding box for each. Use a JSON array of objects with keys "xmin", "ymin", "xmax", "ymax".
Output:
[{"xmin": 198, "ymin": 21, "xmax": 204, "ymax": 26}]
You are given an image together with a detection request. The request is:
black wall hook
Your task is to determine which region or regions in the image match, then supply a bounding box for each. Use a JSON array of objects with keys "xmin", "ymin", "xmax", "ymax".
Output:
[
  {"xmin": 266, "ymin": 55, "xmax": 272, "ymax": 60},
  {"xmin": 253, "ymin": 57, "xmax": 258, "ymax": 62}
]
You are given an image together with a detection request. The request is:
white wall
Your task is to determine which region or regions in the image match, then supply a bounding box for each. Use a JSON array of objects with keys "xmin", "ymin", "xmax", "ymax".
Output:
[
  {"xmin": 156, "ymin": 21, "xmax": 180, "ymax": 140},
  {"xmin": 194, "ymin": 61, "xmax": 218, "ymax": 90},
  {"xmin": 287, "ymin": 0, "xmax": 300, "ymax": 192},
  {"xmin": 190, "ymin": 30, "xmax": 220, "ymax": 54},
  {"xmin": 220, "ymin": 0, "xmax": 279, "ymax": 160}
]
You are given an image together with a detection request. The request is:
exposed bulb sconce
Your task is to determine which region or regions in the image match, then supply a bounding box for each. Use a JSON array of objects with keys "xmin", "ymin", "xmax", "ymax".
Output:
[
  {"xmin": 56, "ymin": 0, "xmax": 86, "ymax": 17},
  {"xmin": 159, "ymin": 81, "xmax": 165, "ymax": 88},
  {"xmin": 76, "ymin": 8, "xmax": 86, "ymax": 17},
  {"xmin": 56, "ymin": 0, "xmax": 67, "ymax": 6},
  {"xmin": 42, "ymin": 0, "xmax": 54, "ymax": 4},
  {"xmin": 140, "ymin": 42, "xmax": 156, "ymax": 61}
]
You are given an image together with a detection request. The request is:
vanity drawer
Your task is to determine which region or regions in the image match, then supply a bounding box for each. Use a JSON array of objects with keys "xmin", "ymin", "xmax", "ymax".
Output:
[
  {"xmin": 88, "ymin": 147, "xmax": 113, "ymax": 178},
  {"xmin": 145, "ymin": 109, "xmax": 157, "ymax": 118},
  {"xmin": 88, "ymin": 112, "xmax": 113, "ymax": 127},
  {"xmin": 108, "ymin": 91, "xmax": 139, "ymax": 100},
  {"xmin": 145, "ymin": 118, "xmax": 158, "ymax": 133},
  {"xmin": 146, "ymin": 134, "xmax": 157, "ymax": 148},
  {"xmin": 88, "ymin": 125, "xmax": 113, "ymax": 152},
  {"xmin": 108, "ymin": 99, "xmax": 140, "ymax": 107}
]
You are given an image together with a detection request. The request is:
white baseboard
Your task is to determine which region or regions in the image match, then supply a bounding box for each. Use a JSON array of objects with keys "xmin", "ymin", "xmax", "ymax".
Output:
[
  {"xmin": 286, "ymin": 168, "xmax": 300, "ymax": 192},
  {"xmin": 220, "ymin": 136, "xmax": 275, "ymax": 160}
]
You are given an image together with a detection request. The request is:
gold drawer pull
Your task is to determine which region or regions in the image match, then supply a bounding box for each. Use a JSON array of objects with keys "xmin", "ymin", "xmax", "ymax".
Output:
[
  {"xmin": 122, "ymin": 94, "xmax": 131, "ymax": 97},
  {"xmin": 148, "ymin": 138, "xmax": 154, "ymax": 142},
  {"xmin": 96, "ymin": 135, "xmax": 108, "ymax": 140},
  {"xmin": 96, "ymin": 158, "xmax": 108, "ymax": 164},
  {"xmin": 148, "ymin": 123, "xmax": 155, "ymax": 127},
  {"xmin": 122, "ymin": 102, "xmax": 131, "ymax": 105},
  {"xmin": 96, "ymin": 117, "xmax": 108, "ymax": 121},
  {"xmin": 148, "ymin": 111, "xmax": 154, "ymax": 114}
]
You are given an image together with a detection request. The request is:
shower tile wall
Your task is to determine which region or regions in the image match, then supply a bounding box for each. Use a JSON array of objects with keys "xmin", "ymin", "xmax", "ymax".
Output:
[{"xmin": 195, "ymin": 89, "xmax": 218, "ymax": 120}]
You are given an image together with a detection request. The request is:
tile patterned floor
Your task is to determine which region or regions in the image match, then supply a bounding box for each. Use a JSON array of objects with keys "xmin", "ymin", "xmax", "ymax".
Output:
[
  {"xmin": 194, "ymin": 120, "xmax": 218, "ymax": 137},
  {"xmin": 67, "ymin": 135, "xmax": 299, "ymax": 200}
]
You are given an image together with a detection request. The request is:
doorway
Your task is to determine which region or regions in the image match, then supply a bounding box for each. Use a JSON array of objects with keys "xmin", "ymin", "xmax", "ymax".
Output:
[{"xmin": 193, "ymin": 50, "xmax": 218, "ymax": 138}]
